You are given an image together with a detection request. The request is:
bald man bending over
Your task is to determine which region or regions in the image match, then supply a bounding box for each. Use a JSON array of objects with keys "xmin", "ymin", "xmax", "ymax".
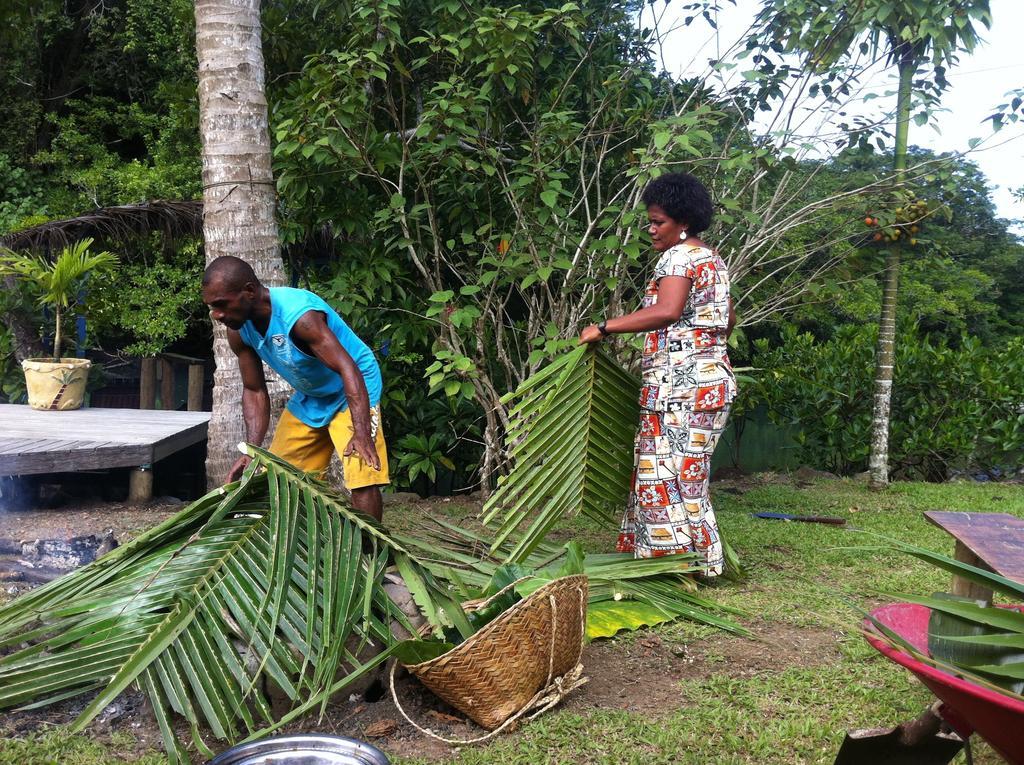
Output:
[{"xmin": 202, "ymin": 256, "xmax": 388, "ymax": 520}]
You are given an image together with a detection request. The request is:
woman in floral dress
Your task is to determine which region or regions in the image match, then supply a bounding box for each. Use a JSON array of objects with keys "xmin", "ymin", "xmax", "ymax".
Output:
[{"xmin": 579, "ymin": 173, "xmax": 736, "ymax": 576}]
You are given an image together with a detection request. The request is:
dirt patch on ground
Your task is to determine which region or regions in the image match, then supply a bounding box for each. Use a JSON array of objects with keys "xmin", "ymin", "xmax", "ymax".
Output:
[
  {"xmin": 0, "ymin": 499, "xmax": 184, "ymax": 546},
  {"xmin": 568, "ymin": 621, "xmax": 843, "ymax": 717},
  {"xmin": 0, "ymin": 616, "xmax": 847, "ymax": 762},
  {"xmin": 712, "ymin": 621, "xmax": 845, "ymax": 677}
]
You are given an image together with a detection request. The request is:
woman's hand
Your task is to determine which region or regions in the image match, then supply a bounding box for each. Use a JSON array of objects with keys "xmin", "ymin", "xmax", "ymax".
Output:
[{"xmin": 579, "ymin": 324, "xmax": 605, "ymax": 344}]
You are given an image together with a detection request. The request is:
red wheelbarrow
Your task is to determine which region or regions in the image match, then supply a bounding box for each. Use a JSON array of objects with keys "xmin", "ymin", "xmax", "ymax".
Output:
[{"xmin": 865, "ymin": 602, "xmax": 1024, "ymax": 764}]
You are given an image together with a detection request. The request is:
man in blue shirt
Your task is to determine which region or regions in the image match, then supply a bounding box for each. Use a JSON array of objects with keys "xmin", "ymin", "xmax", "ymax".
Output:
[{"xmin": 202, "ymin": 256, "xmax": 388, "ymax": 520}]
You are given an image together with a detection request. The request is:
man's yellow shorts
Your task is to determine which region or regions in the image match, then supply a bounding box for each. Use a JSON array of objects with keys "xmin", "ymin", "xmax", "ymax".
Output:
[{"xmin": 269, "ymin": 406, "xmax": 390, "ymax": 490}]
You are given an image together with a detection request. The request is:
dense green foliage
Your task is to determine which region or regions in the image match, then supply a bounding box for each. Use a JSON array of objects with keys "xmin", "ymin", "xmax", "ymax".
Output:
[
  {"xmin": 0, "ymin": 0, "xmax": 1020, "ymax": 488},
  {"xmin": 0, "ymin": 0, "xmax": 200, "ymax": 222},
  {"xmin": 773, "ymin": 148, "xmax": 1024, "ymax": 345},
  {"xmin": 749, "ymin": 326, "xmax": 1024, "ymax": 479}
]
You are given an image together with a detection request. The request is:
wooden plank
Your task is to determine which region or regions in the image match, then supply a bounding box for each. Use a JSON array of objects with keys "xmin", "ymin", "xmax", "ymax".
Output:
[
  {"xmin": 3, "ymin": 439, "xmax": 84, "ymax": 454},
  {"xmin": 0, "ymin": 406, "xmax": 209, "ymax": 442},
  {"xmin": 0, "ymin": 438, "xmax": 49, "ymax": 454},
  {"xmin": 0, "ymin": 404, "xmax": 208, "ymax": 420},
  {"xmin": 924, "ymin": 510, "xmax": 1024, "ymax": 585},
  {"xmin": 161, "ymin": 352, "xmax": 205, "ymax": 364},
  {"xmin": 151, "ymin": 421, "xmax": 210, "ymax": 462},
  {"xmin": 187, "ymin": 363, "xmax": 204, "ymax": 412},
  {"xmin": 0, "ymin": 404, "xmax": 211, "ymax": 477},
  {"xmin": 0, "ymin": 442, "xmax": 152, "ymax": 475},
  {"xmin": 1, "ymin": 426, "xmax": 153, "ymax": 443},
  {"xmin": 160, "ymin": 357, "xmax": 175, "ymax": 411}
]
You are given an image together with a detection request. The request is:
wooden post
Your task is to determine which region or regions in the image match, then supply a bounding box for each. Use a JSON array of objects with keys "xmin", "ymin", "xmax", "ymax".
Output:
[
  {"xmin": 160, "ymin": 357, "xmax": 175, "ymax": 410},
  {"xmin": 140, "ymin": 358, "xmax": 157, "ymax": 409},
  {"xmin": 128, "ymin": 465, "xmax": 153, "ymax": 503},
  {"xmin": 187, "ymin": 363, "xmax": 204, "ymax": 411},
  {"xmin": 951, "ymin": 540, "xmax": 993, "ymax": 604}
]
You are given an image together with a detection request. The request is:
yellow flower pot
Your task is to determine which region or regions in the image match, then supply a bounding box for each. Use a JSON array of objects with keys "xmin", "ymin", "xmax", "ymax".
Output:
[{"xmin": 22, "ymin": 358, "xmax": 91, "ymax": 411}]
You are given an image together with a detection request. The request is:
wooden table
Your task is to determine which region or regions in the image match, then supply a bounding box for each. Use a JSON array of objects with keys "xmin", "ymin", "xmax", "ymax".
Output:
[
  {"xmin": 0, "ymin": 404, "xmax": 210, "ymax": 501},
  {"xmin": 924, "ymin": 510, "xmax": 1024, "ymax": 604}
]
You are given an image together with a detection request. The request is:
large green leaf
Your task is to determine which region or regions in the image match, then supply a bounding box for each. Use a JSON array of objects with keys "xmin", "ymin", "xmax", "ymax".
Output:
[
  {"xmin": 858, "ymin": 537, "xmax": 1024, "ymax": 701},
  {"xmin": 482, "ymin": 346, "xmax": 639, "ymax": 561},
  {"xmin": 586, "ymin": 600, "xmax": 675, "ymax": 639}
]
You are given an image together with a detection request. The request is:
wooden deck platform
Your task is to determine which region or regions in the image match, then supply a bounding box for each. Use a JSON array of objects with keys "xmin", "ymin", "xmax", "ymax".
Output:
[{"xmin": 0, "ymin": 405, "xmax": 211, "ymax": 500}]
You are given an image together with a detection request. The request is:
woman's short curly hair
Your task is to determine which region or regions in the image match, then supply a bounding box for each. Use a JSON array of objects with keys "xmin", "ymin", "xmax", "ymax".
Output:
[{"xmin": 641, "ymin": 173, "xmax": 713, "ymax": 234}]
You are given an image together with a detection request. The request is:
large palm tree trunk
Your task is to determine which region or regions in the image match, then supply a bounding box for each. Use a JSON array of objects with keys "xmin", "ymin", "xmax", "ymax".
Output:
[
  {"xmin": 868, "ymin": 54, "xmax": 914, "ymax": 489},
  {"xmin": 195, "ymin": 0, "xmax": 289, "ymax": 485}
]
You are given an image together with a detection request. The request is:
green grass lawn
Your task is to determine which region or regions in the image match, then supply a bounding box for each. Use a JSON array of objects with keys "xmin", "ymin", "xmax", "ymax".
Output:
[{"xmin": 3, "ymin": 475, "xmax": 1022, "ymax": 764}]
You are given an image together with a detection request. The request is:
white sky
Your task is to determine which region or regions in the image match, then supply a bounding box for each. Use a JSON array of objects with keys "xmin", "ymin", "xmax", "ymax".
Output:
[{"xmin": 643, "ymin": 0, "xmax": 1024, "ymax": 227}]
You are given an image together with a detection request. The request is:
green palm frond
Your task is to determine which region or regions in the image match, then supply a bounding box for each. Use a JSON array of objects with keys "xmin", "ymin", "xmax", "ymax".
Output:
[
  {"xmin": 46, "ymin": 238, "xmax": 118, "ymax": 308},
  {"xmin": 482, "ymin": 345, "xmax": 639, "ymax": 562},
  {"xmin": 0, "ymin": 447, "xmax": 420, "ymax": 763},
  {"xmin": 857, "ymin": 537, "xmax": 1024, "ymax": 699},
  {"xmin": 0, "ymin": 351, "xmax": 749, "ymax": 762},
  {"xmin": 0, "ymin": 238, "xmax": 117, "ymax": 309},
  {"xmin": 394, "ymin": 517, "xmax": 748, "ymax": 637}
]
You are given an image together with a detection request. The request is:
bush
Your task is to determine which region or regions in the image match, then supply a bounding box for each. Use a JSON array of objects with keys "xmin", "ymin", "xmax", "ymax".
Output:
[{"xmin": 750, "ymin": 326, "xmax": 1024, "ymax": 479}]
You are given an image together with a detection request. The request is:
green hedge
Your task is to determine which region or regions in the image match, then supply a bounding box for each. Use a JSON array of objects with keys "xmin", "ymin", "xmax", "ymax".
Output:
[{"xmin": 748, "ymin": 326, "xmax": 1024, "ymax": 480}]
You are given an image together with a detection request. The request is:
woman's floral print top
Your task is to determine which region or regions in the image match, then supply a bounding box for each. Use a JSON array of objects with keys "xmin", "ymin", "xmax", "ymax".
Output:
[{"xmin": 638, "ymin": 244, "xmax": 737, "ymax": 412}]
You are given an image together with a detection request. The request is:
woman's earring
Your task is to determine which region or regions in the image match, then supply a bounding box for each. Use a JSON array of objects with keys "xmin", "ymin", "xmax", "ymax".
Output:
[{"xmin": 679, "ymin": 229, "xmax": 687, "ymax": 240}]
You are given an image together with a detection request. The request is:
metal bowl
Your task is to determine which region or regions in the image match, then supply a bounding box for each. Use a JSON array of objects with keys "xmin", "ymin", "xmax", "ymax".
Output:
[{"xmin": 207, "ymin": 735, "xmax": 391, "ymax": 765}]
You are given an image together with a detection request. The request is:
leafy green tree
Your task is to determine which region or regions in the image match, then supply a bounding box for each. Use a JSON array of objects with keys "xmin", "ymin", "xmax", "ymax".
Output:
[
  {"xmin": 270, "ymin": 0, "xmax": 900, "ymax": 487},
  {"xmin": 755, "ymin": 148, "xmax": 1024, "ymax": 346},
  {"xmin": 752, "ymin": 0, "xmax": 993, "ymax": 488}
]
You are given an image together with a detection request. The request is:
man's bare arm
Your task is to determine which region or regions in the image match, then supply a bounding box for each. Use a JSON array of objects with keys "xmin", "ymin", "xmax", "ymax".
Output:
[
  {"xmin": 225, "ymin": 329, "xmax": 269, "ymax": 482},
  {"xmin": 291, "ymin": 311, "xmax": 380, "ymax": 470}
]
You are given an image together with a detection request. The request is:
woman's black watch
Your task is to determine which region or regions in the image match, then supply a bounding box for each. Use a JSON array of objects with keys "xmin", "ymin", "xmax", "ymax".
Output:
[{"xmin": 597, "ymin": 320, "xmax": 610, "ymax": 337}]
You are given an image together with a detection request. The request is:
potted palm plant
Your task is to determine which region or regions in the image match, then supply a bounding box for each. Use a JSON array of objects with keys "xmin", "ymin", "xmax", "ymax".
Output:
[{"xmin": 0, "ymin": 238, "xmax": 117, "ymax": 410}]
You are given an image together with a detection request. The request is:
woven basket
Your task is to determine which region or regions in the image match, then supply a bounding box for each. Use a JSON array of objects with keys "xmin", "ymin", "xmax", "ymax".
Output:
[{"xmin": 402, "ymin": 574, "xmax": 588, "ymax": 730}]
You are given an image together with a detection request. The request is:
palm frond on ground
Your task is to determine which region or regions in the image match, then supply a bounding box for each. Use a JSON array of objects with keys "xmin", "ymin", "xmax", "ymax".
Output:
[
  {"xmin": 0, "ymin": 447, "xmax": 417, "ymax": 762},
  {"xmin": 482, "ymin": 345, "xmax": 639, "ymax": 562},
  {"xmin": 0, "ymin": 360, "xmax": 748, "ymax": 762},
  {"xmin": 393, "ymin": 517, "xmax": 748, "ymax": 637}
]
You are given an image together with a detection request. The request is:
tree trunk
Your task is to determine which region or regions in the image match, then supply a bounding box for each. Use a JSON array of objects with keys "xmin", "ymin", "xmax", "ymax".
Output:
[
  {"xmin": 53, "ymin": 306, "xmax": 63, "ymax": 361},
  {"xmin": 868, "ymin": 250, "xmax": 900, "ymax": 485},
  {"xmin": 195, "ymin": 0, "xmax": 290, "ymax": 486},
  {"xmin": 868, "ymin": 54, "xmax": 915, "ymax": 489}
]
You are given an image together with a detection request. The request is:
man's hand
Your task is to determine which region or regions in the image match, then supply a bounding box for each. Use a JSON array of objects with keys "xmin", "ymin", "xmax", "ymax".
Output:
[
  {"xmin": 344, "ymin": 430, "xmax": 381, "ymax": 471},
  {"xmin": 579, "ymin": 324, "xmax": 605, "ymax": 344},
  {"xmin": 225, "ymin": 455, "xmax": 252, "ymax": 484}
]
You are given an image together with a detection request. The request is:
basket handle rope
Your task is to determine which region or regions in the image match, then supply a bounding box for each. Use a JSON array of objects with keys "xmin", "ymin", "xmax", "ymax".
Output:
[{"xmin": 389, "ymin": 584, "xmax": 588, "ymax": 745}]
